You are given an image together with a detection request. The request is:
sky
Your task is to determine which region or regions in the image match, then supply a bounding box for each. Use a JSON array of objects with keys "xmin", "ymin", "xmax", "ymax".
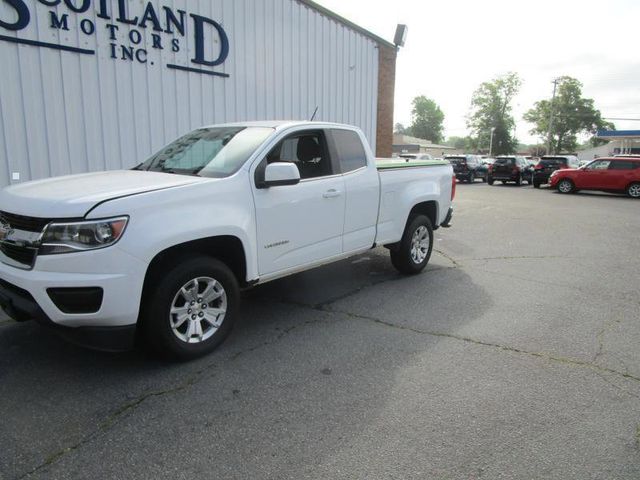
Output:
[{"xmin": 315, "ymin": 0, "xmax": 640, "ymax": 145}]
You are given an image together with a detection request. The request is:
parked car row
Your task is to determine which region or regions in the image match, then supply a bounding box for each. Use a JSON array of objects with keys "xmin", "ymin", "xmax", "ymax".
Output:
[{"xmin": 450, "ymin": 152, "xmax": 640, "ymax": 198}]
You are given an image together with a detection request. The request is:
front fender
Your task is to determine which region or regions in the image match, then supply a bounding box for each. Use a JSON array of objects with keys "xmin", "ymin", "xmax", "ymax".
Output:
[{"xmin": 86, "ymin": 175, "xmax": 259, "ymax": 282}]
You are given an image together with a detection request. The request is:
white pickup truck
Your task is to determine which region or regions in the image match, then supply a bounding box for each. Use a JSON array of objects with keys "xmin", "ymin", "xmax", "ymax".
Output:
[{"xmin": 0, "ymin": 122, "xmax": 454, "ymax": 359}]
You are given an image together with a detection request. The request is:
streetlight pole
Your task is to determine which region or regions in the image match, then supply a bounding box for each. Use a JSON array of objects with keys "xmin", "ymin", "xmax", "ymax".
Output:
[
  {"xmin": 547, "ymin": 78, "xmax": 560, "ymax": 155},
  {"xmin": 489, "ymin": 127, "xmax": 495, "ymax": 156}
]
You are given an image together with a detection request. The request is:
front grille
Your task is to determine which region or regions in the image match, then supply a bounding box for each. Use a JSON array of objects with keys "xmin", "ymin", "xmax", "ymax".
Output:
[
  {"xmin": 0, "ymin": 242, "xmax": 37, "ymax": 268},
  {"xmin": 0, "ymin": 211, "xmax": 53, "ymax": 233}
]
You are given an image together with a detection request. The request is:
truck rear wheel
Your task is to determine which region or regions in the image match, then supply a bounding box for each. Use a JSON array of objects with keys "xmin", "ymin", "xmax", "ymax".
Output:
[
  {"xmin": 140, "ymin": 256, "xmax": 239, "ymax": 360},
  {"xmin": 390, "ymin": 215, "xmax": 433, "ymax": 275}
]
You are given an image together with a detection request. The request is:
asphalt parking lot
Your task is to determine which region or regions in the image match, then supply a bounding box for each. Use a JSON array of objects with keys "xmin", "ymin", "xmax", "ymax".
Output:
[{"xmin": 1, "ymin": 183, "xmax": 639, "ymax": 480}]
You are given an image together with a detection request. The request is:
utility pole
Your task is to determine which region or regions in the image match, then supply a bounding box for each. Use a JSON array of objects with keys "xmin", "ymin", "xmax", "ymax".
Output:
[
  {"xmin": 547, "ymin": 78, "xmax": 559, "ymax": 154},
  {"xmin": 489, "ymin": 127, "xmax": 495, "ymax": 156}
]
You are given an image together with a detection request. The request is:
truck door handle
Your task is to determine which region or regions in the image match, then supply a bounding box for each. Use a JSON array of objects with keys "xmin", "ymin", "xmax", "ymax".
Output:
[{"xmin": 323, "ymin": 189, "xmax": 341, "ymax": 199}]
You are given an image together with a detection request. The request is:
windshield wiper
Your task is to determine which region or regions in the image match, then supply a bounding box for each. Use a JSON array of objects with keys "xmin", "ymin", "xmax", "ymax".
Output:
[{"xmin": 159, "ymin": 168, "xmax": 202, "ymax": 177}]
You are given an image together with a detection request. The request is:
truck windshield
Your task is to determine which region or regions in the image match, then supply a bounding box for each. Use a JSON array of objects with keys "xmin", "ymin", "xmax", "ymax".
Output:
[{"xmin": 137, "ymin": 127, "xmax": 274, "ymax": 178}]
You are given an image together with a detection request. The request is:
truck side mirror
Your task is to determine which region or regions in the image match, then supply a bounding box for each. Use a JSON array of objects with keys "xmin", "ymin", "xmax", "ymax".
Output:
[{"xmin": 261, "ymin": 162, "xmax": 301, "ymax": 188}]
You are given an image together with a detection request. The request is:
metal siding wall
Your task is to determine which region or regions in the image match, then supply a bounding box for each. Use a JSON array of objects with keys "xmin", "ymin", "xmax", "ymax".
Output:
[{"xmin": 0, "ymin": 0, "xmax": 379, "ymax": 186}]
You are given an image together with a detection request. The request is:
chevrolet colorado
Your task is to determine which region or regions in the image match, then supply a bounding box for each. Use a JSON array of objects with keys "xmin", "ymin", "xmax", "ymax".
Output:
[{"xmin": 0, "ymin": 122, "xmax": 454, "ymax": 359}]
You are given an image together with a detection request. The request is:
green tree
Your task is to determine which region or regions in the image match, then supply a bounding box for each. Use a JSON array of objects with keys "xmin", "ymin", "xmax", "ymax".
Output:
[
  {"xmin": 523, "ymin": 76, "xmax": 614, "ymax": 153},
  {"xmin": 409, "ymin": 96, "xmax": 445, "ymax": 143},
  {"xmin": 467, "ymin": 72, "xmax": 522, "ymax": 155},
  {"xmin": 445, "ymin": 136, "xmax": 474, "ymax": 151},
  {"xmin": 394, "ymin": 123, "xmax": 408, "ymax": 135}
]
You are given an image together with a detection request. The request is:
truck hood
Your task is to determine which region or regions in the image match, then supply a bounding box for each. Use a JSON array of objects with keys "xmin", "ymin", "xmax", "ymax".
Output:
[{"xmin": 0, "ymin": 170, "xmax": 206, "ymax": 218}]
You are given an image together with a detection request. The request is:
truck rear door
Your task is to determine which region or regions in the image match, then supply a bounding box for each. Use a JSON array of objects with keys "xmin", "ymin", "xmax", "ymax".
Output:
[{"xmin": 328, "ymin": 129, "xmax": 379, "ymax": 253}]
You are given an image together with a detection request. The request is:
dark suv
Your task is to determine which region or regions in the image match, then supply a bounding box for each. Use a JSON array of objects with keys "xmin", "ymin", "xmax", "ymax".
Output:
[
  {"xmin": 488, "ymin": 156, "xmax": 531, "ymax": 186},
  {"xmin": 532, "ymin": 155, "xmax": 579, "ymax": 188},
  {"xmin": 445, "ymin": 155, "xmax": 484, "ymax": 183}
]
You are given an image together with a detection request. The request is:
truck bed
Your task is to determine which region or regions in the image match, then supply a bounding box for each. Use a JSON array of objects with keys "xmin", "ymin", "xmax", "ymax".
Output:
[{"xmin": 376, "ymin": 159, "xmax": 450, "ymax": 170}]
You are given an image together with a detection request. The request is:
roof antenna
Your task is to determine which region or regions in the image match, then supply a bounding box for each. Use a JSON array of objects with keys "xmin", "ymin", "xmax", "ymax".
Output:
[{"xmin": 310, "ymin": 106, "xmax": 319, "ymax": 122}]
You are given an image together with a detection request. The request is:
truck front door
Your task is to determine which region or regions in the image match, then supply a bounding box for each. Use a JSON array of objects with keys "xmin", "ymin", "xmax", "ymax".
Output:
[{"xmin": 253, "ymin": 130, "xmax": 346, "ymax": 276}]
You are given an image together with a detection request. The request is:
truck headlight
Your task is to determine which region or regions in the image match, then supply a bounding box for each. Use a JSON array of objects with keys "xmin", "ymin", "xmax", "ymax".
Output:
[{"xmin": 40, "ymin": 217, "xmax": 128, "ymax": 255}]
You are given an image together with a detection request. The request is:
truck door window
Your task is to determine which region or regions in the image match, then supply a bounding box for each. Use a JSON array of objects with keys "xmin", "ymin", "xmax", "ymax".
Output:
[
  {"xmin": 331, "ymin": 129, "xmax": 367, "ymax": 173},
  {"xmin": 266, "ymin": 132, "xmax": 332, "ymax": 180}
]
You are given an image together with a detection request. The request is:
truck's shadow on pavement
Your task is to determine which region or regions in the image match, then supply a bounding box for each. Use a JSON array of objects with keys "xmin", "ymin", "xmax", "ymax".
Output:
[
  {"xmin": 0, "ymin": 249, "xmax": 486, "ymax": 370},
  {"xmin": 0, "ymin": 249, "xmax": 491, "ymax": 479}
]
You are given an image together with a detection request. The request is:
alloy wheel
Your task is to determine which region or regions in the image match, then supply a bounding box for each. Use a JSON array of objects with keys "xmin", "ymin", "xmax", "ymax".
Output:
[
  {"xmin": 558, "ymin": 180, "xmax": 573, "ymax": 193},
  {"xmin": 410, "ymin": 226, "xmax": 430, "ymax": 264},
  {"xmin": 628, "ymin": 184, "xmax": 640, "ymax": 198},
  {"xmin": 169, "ymin": 277, "xmax": 227, "ymax": 344}
]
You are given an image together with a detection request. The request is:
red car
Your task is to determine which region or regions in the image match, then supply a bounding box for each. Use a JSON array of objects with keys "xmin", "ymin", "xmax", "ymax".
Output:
[{"xmin": 549, "ymin": 157, "xmax": 640, "ymax": 198}]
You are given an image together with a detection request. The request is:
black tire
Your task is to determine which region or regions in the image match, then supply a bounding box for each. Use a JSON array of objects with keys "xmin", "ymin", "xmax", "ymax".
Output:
[
  {"xmin": 140, "ymin": 256, "xmax": 239, "ymax": 360},
  {"xmin": 390, "ymin": 215, "xmax": 434, "ymax": 275},
  {"xmin": 488, "ymin": 177, "xmax": 494, "ymax": 185},
  {"xmin": 533, "ymin": 181, "xmax": 541, "ymax": 189},
  {"xmin": 468, "ymin": 172, "xmax": 474, "ymax": 183},
  {"xmin": 482, "ymin": 175, "xmax": 487, "ymax": 183},
  {"xmin": 557, "ymin": 179, "xmax": 575, "ymax": 194},
  {"xmin": 515, "ymin": 175, "xmax": 522, "ymax": 186},
  {"xmin": 501, "ymin": 180, "xmax": 507, "ymax": 184},
  {"xmin": 627, "ymin": 182, "xmax": 640, "ymax": 199}
]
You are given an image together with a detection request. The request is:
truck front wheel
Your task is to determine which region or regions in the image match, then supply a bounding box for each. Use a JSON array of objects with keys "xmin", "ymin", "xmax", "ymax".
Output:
[
  {"xmin": 140, "ymin": 256, "xmax": 239, "ymax": 360},
  {"xmin": 390, "ymin": 215, "xmax": 434, "ymax": 275}
]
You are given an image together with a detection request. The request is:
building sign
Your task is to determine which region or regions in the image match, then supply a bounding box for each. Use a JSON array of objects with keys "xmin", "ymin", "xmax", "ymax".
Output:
[{"xmin": 0, "ymin": 0, "xmax": 230, "ymax": 77}]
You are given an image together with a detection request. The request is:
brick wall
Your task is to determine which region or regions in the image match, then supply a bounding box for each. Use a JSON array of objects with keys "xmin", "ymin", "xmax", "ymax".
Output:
[{"xmin": 375, "ymin": 44, "xmax": 398, "ymax": 158}]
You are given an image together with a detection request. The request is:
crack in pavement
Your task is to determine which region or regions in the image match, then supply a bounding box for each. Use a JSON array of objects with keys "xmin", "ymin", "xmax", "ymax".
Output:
[
  {"xmin": 434, "ymin": 249, "xmax": 462, "ymax": 267},
  {"xmin": 273, "ymin": 296, "xmax": 640, "ymax": 388},
  {"xmin": 470, "ymin": 264, "xmax": 638, "ymax": 308},
  {"xmin": 440, "ymin": 249, "xmax": 638, "ymax": 382},
  {"xmin": 593, "ymin": 317, "xmax": 624, "ymax": 365},
  {"xmin": 593, "ymin": 370, "xmax": 640, "ymax": 400},
  {"xmin": 326, "ymin": 307, "xmax": 640, "ymax": 385},
  {"xmin": 230, "ymin": 317, "xmax": 326, "ymax": 360},
  {"xmin": 467, "ymin": 255, "xmax": 572, "ymax": 262},
  {"xmin": 16, "ymin": 369, "xmax": 209, "ymax": 480},
  {"xmin": 433, "ymin": 250, "xmax": 576, "ymax": 267},
  {"xmin": 15, "ymin": 318, "xmax": 327, "ymax": 480}
]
